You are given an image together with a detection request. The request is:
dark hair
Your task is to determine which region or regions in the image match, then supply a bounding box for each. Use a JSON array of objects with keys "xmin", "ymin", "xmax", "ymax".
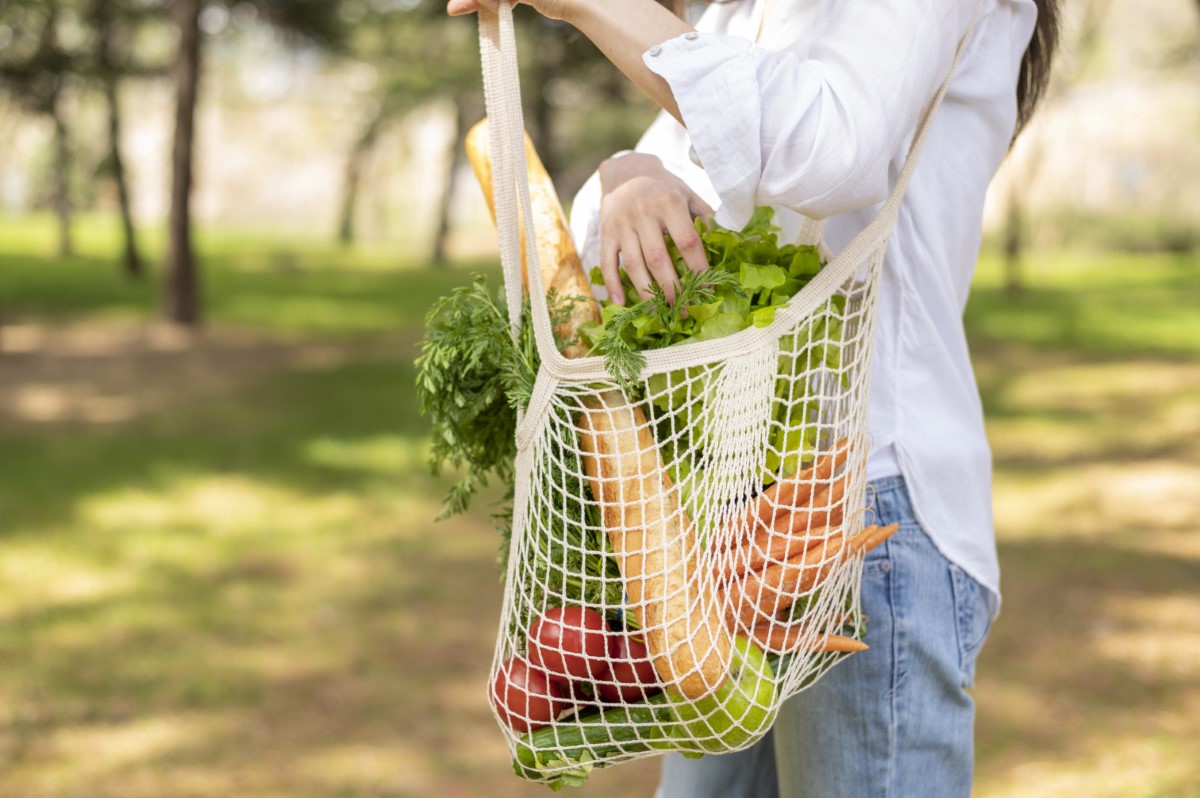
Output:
[
  {"xmin": 1014, "ymin": 0, "xmax": 1061, "ymax": 133},
  {"xmin": 662, "ymin": 0, "xmax": 1061, "ymax": 134}
]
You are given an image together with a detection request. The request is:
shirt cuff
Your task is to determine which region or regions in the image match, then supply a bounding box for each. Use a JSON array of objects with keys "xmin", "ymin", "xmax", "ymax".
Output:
[{"xmin": 644, "ymin": 32, "xmax": 762, "ymax": 231}]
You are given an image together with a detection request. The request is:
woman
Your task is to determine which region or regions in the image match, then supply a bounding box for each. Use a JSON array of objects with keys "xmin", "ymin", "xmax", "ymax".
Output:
[{"xmin": 448, "ymin": 0, "xmax": 1059, "ymax": 795}]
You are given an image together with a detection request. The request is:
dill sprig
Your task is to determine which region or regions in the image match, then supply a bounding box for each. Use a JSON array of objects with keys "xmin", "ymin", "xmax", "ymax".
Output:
[{"xmin": 598, "ymin": 268, "xmax": 742, "ymax": 393}]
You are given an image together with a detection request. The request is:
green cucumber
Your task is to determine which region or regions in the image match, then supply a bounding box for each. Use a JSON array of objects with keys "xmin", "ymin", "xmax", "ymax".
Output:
[{"xmin": 513, "ymin": 692, "xmax": 680, "ymax": 788}]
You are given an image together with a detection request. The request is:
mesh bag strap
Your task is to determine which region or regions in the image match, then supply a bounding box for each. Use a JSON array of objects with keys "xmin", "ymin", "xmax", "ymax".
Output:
[
  {"xmin": 478, "ymin": 5, "xmax": 560, "ymax": 358},
  {"xmin": 795, "ymin": 216, "xmax": 826, "ymax": 247},
  {"xmin": 478, "ymin": 0, "xmax": 983, "ymax": 369}
]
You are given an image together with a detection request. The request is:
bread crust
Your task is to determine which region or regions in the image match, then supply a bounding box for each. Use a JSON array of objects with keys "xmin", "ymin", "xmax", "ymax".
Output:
[
  {"xmin": 578, "ymin": 391, "xmax": 733, "ymax": 699},
  {"xmin": 465, "ymin": 121, "xmax": 599, "ymax": 358}
]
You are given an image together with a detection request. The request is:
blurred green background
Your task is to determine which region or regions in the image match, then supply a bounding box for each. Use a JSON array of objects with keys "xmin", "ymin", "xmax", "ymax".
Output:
[{"xmin": 1, "ymin": 1, "xmax": 1198, "ymax": 797}]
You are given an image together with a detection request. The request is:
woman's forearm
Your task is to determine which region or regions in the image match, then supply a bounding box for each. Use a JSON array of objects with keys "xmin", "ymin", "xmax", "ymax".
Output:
[{"xmin": 564, "ymin": 0, "xmax": 692, "ymax": 123}]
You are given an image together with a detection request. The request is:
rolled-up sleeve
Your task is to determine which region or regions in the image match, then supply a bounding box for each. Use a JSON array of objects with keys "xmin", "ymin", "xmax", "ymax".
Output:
[{"xmin": 643, "ymin": 0, "xmax": 980, "ymax": 229}]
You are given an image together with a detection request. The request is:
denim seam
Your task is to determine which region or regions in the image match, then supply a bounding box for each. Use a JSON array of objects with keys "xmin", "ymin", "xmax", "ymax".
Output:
[
  {"xmin": 950, "ymin": 564, "xmax": 989, "ymax": 689},
  {"xmin": 884, "ymin": 535, "xmax": 899, "ymax": 798}
]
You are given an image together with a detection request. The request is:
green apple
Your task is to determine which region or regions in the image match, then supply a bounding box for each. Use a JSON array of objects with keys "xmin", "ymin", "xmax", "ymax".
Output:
[{"xmin": 665, "ymin": 636, "xmax": 778, "ymax": 753}]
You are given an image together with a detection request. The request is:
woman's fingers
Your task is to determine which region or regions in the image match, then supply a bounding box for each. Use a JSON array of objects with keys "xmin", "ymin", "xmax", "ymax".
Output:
[
  {"xmin": 638, "ymin": 222, "xmax": 681, "ymax": 303},
  {"xmin": 665, "ymin": 203, "xmax": 709, "ymax": 275},
  {"xmin": 449, "ymin": 0, "xmax": 569, "ymax": 18},
  {"xmin": 598, "ymin": 169, "xmax": 713, "ymax": 305},
  {"xmin": 600, "ymin": 234, "xmax": 625, "ymax": 306},
  {"xmin": 447, "ymin": 0, "xmax": 502, "ymax": 15},
  {"xmin": 687, "ymin": 190, "xmax": 715, "ymax": 223},
  {"xmin": 619, "ymin": 233, "xmax": 656, "ymax": 303},
  {"xmin": 601, "ymin": 204, "xmax": 708, "ymax": 305}
]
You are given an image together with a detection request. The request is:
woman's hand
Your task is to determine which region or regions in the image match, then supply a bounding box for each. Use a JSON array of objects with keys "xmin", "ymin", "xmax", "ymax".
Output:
[
  {"xmin": 446, "ymin": 0, "xmax": 571, "ymax": 21},
  {"xmin": 449, "ymin": 0, "xmax": 704, "ymax": 304},
  {"xmin": 598, "ymin": 153, "xmax": 713, "ymax": 305}
]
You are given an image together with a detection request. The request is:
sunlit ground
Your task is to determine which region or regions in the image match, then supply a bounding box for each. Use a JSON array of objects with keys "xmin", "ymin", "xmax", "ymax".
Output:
[{"xmin": 0, "ymin": 216, "xmax": 1197, "ymax": 797}]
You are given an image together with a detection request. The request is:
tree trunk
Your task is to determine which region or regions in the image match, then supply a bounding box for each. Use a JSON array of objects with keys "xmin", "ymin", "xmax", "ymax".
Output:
[
  {"xmin": 431, "ymin": 100, "xmax": 468, "ymax": 267},
  {"xmin": 337, "ymin": 103, "xmax": 386, "ymax": 246},
  {"xmin": 1003, "ymin": 138, "xmax": 1047, "ymax": 299},
  {"xmin": 165, "ymin": 0, "xmax": 202, "ymax": 326},
  {"xmin": 95, "ymin": 0, "xmax": 142, "ymax": 279},
  {"xmin": 50, "ymin": 86, "xmax": 73, "ymax": 258},
  {"xmin": 1003, "ymin": 186, "xmax": 1023, "ymax": 298},
  {"xmin": 107, "ymin": 79, "xmax": 142, "ymax": 279}
]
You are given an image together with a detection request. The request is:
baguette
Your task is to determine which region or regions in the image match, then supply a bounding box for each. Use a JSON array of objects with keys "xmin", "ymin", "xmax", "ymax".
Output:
[
  {"xmin": 465, "ymin": 118, "xmax": 732, "ymax": 699},
  {"xmin": 464, "ymin": 120, "xmax": 599, "ymax": 358},
  {"xmin": 577, "ymin": 391, "xmax": 733, "ymax": 698}
]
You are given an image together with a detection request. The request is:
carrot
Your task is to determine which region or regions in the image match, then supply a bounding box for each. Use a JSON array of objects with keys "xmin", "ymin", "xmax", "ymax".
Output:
[
  {"xmin": 750, "ymin": 624, "xmax": 869, "ymax": 654},
  {"xmin": 721, "ymin": 522, "xmax": 896, "ymax": 627},
  {"xmin": 724, "ymin": 529, "xmax": 858, "ymax": 629},
  {"xmin": 732, "ymin": 472, "xmax": 849, "ymax": 560},
  {"xmin": 771, "ymin": 472, "xmax": 848, "ymax": 535},
  {"xmin": 754, "ymin": 438, "xmax": 852, "ymax": 524},
  {"xmin": 714, "ymin": 523, "xmax": 835, "ymax": 582},
  {"xmin": 846, "ymin": 522, "xmax": 900, "ymax": 557}
]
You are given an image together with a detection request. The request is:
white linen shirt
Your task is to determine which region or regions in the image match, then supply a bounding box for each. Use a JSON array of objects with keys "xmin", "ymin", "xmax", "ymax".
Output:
[{"xmin": 568, "ymin": 0, "xmax": 1038, "ymax": 616}]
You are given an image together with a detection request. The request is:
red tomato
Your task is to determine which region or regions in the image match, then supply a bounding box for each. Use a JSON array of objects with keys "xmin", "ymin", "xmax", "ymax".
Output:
[
  {"xmin": 527, "ymin": 606, "xmax": 611, "ymax": 683},
  {"xmin": 490, "ymin": 657, "xmax": 567, "ymax": 733},
  {"xmin": 597, "ymin": 633, "xmax": 662, "ymax": 703}
]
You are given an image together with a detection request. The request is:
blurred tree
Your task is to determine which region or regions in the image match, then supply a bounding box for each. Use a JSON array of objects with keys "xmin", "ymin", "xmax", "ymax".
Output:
[
  {"xmin": 88, "ymin": 0, "xmax": 155, "ymax": 279},
  {"xmin": 1, "ymin": 0, "xmax": 167, "ymax": 275},
  {"xmin": 0, "ymin": 0, "xmax": 77, "ymax": 257},
  {"xmin": 163, "ymin": 0, "xmax": 346, "ymax": 327},
  {"xmin": 165, "ymin": 0, "xmax": 202, "ymax": 325},
  {"xmin": 333, "ymin": 0, "xmax": 481, "ymax": 257},
  {"xmin": 333, "ymin": 1, "xmax": 655, "ymax": 263},
  {"xmin": 1004, "ymin": 0, "xmax": 1112, "ymax": 296}
]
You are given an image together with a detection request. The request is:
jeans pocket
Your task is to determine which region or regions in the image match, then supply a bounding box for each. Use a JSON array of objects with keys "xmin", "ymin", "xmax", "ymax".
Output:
[{"xmin": 949, "ymin": 563, "xmax": 991, "ymax": 688}]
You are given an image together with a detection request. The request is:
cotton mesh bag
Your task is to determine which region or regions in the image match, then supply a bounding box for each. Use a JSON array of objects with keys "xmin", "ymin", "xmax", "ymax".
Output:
[{"xmin": 472, "ymin": 1, "xmax": 981, "ymax": 787}]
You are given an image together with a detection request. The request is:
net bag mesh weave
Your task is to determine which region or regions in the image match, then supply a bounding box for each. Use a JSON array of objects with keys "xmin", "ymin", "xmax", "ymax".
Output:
[{"xmin": 477, "ymin": 2, "xmax": 979, "ymax": 784}]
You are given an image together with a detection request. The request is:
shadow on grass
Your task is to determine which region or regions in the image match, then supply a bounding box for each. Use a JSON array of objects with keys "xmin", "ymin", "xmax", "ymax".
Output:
[
  {"xmin": 0, "ymin": 357, "xmax": 435, "ymax": 535},
  {"xmin": 0, "ymin": 345, "xmax": 656, "ymax": 795},
  {"xmin": 0, "ymin": 346, "xmax": 548, "ymax": 794},
  {"xmin": 969, "ymin": 337, "xmax": 1200, "ymax": 475},
  {"xmin": 976, "ymin": 536, "xmax": 1200, "ymax": 789},
  {"xmin": 5, "ymin": 488, "xmax": 1197, "ymax": 795}
]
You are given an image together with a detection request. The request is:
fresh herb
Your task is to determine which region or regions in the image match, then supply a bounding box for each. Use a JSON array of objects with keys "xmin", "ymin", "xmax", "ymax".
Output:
[
  {"xmin": 583, "ymin": 208, "xmax": 846, "ymax": 486},
  {"xmin": 416, "ymin": 278, "xmax": 626, "ymax": 627},
  {"xmin": 583, "ymin": 267, "xmax": 741, "ymax": 392},
  {"xmin": 585, "ymin": 208, "xmax": 828, "ymax": 393},
  {"xmin": 417, "ymin": 208, "xmax": 844, "ymax": 599},
  {"xmin": 416, "ymin": 277, "xmax": 530, "ymax": 522}
]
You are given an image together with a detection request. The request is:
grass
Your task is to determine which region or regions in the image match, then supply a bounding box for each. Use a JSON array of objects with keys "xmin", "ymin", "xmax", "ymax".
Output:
[
  {"xmin": 0, "ymin": 213, "xmax": 499, "ymax": 335},
  {"xmin": 0, "ymin": 214, "xmax": 1198, "ymax": 797},
  {"xmin": 967, "ymin": 248, "xmax": 1200, "ymax": 357}
]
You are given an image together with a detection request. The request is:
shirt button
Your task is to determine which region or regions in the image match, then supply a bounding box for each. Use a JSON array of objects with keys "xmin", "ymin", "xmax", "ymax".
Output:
[
  {"xmin": 648, "ymin": 45, "xmax": 663, "ymax": 57},
  {"xmin": 879, "ymin": 560, "xmax": 892, "ymax": 573},
  {"xmin": 684, "ymin": 31, "xmax": 699, "ymax": 40},
  {"xmin": 688, "ymin": 145, "xmax": 703, "ymax": 168}
]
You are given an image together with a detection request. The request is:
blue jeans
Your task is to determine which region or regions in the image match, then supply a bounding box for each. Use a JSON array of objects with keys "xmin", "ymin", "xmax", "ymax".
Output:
[{"xmin": 656, "ymin": 476, "xmax": 993, "ymax": 798}]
